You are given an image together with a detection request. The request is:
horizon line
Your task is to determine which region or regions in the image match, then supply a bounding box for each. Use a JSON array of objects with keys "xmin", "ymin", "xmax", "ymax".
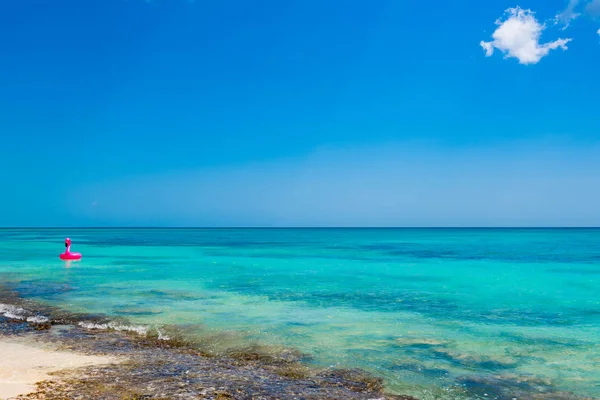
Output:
[{"xmin": 1, "ymin": 226, "xmax": 600, "ymax": 230}]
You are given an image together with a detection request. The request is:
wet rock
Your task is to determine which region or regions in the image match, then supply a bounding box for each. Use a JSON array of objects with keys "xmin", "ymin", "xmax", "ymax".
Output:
[{"xmin": 31, "ymin": 321, "xmax": 52, "ymax": 330}]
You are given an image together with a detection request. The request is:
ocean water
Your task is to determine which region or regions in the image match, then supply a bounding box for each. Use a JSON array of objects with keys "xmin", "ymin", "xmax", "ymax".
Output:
[{"xmin": 0, "ymin": 228, "xmax": 598, "ymax": 399}]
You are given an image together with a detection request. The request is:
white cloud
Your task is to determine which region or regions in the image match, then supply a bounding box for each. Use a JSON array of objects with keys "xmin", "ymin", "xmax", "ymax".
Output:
[
  {"xmin": 480, "ymin": 41, "xmax": 494, "ymax": 56},
  {"xmin": 555, "ymin": 0, "xmax": 581, "ymax": 28},
  {"xmin": 597, "ymin": 28, "xmax": 600, "ymax": 35},
  {"xmin": 480, "ymin": 7, "xmax": 572, "ymax": 65}
]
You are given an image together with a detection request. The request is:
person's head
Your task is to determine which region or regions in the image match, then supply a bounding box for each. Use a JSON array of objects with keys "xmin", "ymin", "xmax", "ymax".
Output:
[{"xmin": 65, "ymin": 238, "xmax": 71, "ymax": 247}]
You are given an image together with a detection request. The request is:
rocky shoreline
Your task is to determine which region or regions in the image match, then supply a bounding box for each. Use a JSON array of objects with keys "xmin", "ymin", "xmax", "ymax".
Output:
[{"xmin": 0, "ymin": 288, "xmax": 416, "ymax": 400}]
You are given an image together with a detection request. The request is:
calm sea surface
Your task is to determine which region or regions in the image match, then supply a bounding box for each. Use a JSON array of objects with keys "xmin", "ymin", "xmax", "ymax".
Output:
[{"xmin": 0, "ymin": 228, "xmax": 598, "ymax": 399}]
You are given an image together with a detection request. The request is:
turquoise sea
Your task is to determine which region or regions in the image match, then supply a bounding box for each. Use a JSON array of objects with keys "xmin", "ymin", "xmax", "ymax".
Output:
[{"xmin": 0, "ymin": 228, "xmax": 598, "ymax": 399}]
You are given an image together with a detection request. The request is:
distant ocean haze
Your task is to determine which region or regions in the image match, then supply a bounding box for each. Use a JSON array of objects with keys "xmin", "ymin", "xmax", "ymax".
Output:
[{"xmin": 63, "ymin": 141, "xmax": 600, "ymax": 227}]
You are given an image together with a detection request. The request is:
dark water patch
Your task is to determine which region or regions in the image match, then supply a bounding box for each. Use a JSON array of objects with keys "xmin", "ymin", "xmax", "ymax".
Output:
[
  {"xmin": 477, "ymin": 308, "xmax": 580, "ymax": 327},
  {"xmin": 456, "ymin": 374, "xmax": 590, "ymax": 400},
  {"xmin": 498, "ymin": 331, "xmax": 593, "ymax": 349},
  {"xmin": 12, "ymin": 280, "xmax": 76, "ymax": 299},
  {"xmin": 107, "ymin": 259, "xmax": 175, "ymax": 267},
  {"xmin": 576, "ymin": 308, "xmax": 600, "ymax": 318},
  {"xmin": 273, "ymin": 290, "xmax": 460, "ymax": 315},
  {"xmin": 225, "ymin": 280, "xmax": 269, "ymax": 292},
  {"xmin": 244, "ymin": 251, "xmax": 370, "ymax": 261},
  {"xmin": 286, "ymin": 320, "xmax": 318, "ymax": 327},
  {"xmin": 270, "ymin": 288, "xmax": 580, "ymax": 327},
  {"xmin": 77, "ymin": 285, "xmax": 206, "ymax": 302},
  {"xmin": 345, "ymin": 348, "xmax": 396, "ymax": 362},
  {"xmin": 394, "ymin": 342, "xmax": 524, "ymax": 376},
  {"xmin": 390, "ymin": 360, "xmax": 450, "ymax": 379},
  {"xmin": 202, "ymin": 249, "xmax": 382, "ymax": 263},
  {"xmin": 361, "ymin": 243, "xmax": 405, "ymax": 252},
  {"xmin": 143, "ymin": 289, "xmax": 203, "ymax": 301},
  {"xmin": 91, "ymin": 254, "xmax": 186, "ymax": 261},
  {"xmin": 431, "ymin": 349, "xmax": 519, "ymax": 371},
  {"xmin": 0, "ymin": 253, "xmax": 40, "ymax": 262},
  {"xmin": 88, "ymin": 237, "xmax": 318, "ymax": 249},
  {"xmin": 199, "ymin": 276, "xmax": 591, "ymax": 329},
  {"xmin": 353, "ymin": 242, "xmax": 600, "ymax": 265},
  {"xmin": 318, "ymin": 270, "xmax": 449, "ymax": 284},
  {"xmin": 394, "ymin": 337, "xmax": 453, "ymax": 349},
  {"xmin": 214, "ymin": 240, "xmax": 317, "ymax": 248},
  {"xmin": 84, "ymin": 287, "xmax": 207, "ymax": 303},
  {"xmin": 0, "ymin": 231, "xmax": 61, "ymax": 241},
  {"xmin": 388, "ymin": 249, "xmax": 486, "ymax": 261},
  {"xmin": 2, "ymin": 235, "xmax": 60, "ymax": 242}
]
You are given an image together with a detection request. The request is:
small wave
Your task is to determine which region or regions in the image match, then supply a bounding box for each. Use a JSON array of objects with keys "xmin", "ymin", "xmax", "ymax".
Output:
[
  {"xmin": 156, "ymin": 329, "xmax": 170, "ymax": 341},
  {"xmin": 77, "ymin": 322, "xmax": 110, "ymax": 330},
  {"xmin": 1, "ymin": 303, "xmax": 51, "ymax": 324},
  {"xmin": 0, "ymin": 303, "xmax": 27, "ymax": 320},
  {"xmin": 78, "ymin": 321, "xmax": 148, "ymax": 336},
  {"xmin": 26, "ymin": 315, "xmax": 50, "ymax": 324}
]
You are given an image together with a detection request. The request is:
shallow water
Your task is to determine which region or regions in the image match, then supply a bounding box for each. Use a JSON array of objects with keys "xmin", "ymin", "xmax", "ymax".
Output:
[{"xmin": 0, "ymin": 228, "xmax": 598, "ymax": 399}]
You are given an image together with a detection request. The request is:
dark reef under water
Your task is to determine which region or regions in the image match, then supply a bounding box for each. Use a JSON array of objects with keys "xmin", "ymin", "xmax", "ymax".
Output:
[
  {"xmin": 0, "ymin": 284, "xmax": 595, "ymax": 400},
  {"xmin": 0, "ymin": 286, "xmax": 415, "ymax": 400}
]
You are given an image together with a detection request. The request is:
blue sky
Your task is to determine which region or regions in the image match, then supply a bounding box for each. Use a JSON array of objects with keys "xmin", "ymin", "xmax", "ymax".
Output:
[{"xmin": 1, "ymin": 0, "xmax": 599, "ymax": 227}]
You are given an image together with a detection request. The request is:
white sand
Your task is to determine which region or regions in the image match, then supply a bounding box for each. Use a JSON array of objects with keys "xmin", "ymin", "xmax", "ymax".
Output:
[{"xmin": 0, "ymin": 336, "xmax": 118, "ymax": 399}]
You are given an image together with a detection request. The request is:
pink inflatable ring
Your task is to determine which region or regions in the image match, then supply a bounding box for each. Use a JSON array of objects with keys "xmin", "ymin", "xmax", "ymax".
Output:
[{"xmin": 60, "ymin": 238, "xmax": 82, "ymax": 260}]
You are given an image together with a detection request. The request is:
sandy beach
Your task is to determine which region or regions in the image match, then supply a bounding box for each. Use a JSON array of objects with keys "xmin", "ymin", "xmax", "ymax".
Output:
[{"xmin": 0, "ymin": 336, "xmax": 118, "ymax": 399}]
